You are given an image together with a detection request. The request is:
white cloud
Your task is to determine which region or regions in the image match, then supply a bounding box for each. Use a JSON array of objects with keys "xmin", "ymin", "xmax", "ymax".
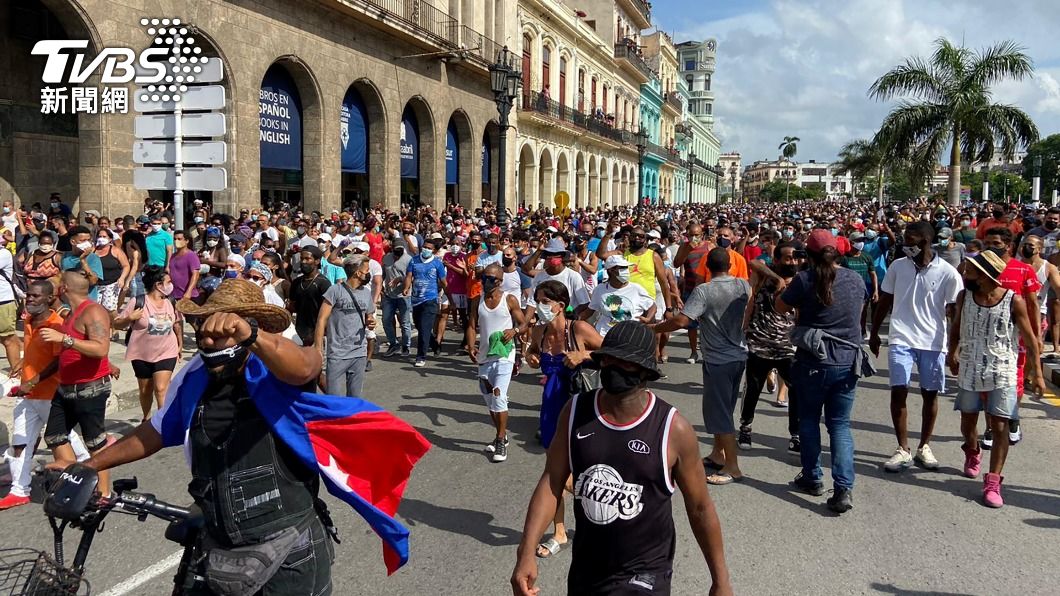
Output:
[{"xmin": 668, "ymin": 0, "xmax": 1060, "ymax": 163}]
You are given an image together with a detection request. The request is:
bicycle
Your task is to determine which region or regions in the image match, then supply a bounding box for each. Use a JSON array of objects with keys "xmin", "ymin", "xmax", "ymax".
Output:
[{"xmin": 0, "ymin": 463, "xmax": 204, "ymax": 595}]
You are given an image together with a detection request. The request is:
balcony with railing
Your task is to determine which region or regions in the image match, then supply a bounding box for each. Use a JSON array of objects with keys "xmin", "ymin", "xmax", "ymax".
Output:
[
  {"xmin": 665, "ymin": 91, "xmax": 683, "ymax": 112},
  {"xmin": 458, "ymin": 24, "xmax": 503, "ymax": 68},
  {"xmin": 520, "ymin": 91, "xmax": 633, "ymax": 145},
  {"xmin": 614, "ymin": 38, "xmax": 654, "ymax": 82},
  {"xmin": 618, "ymin": 0, "xmax": 652, "ymax": 28},
  {"xmin": 340, "ymin": 0, "xmax": 499, "ymax": 70}
]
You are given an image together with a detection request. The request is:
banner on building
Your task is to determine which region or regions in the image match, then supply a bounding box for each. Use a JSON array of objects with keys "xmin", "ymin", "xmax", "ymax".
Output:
[
  {"xmin": 341, "ymin": 88, "xmax": 368, "ymax": 174},
  {"xmin": 481, "ymin": 137, "xmax": 491, "ymax": 184},
  {"xmin": 259, "ymin": 66, "xmax": 302, "ymax": 171},
  {"xmin": 400, "ymin": 110, "xmax": 418, "ymax": 179},
  {"xmin": 446, "ymin": 123, "xmax": 458, "ymax": 185}
]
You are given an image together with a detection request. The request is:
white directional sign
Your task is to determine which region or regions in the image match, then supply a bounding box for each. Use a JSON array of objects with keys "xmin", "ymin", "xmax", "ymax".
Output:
[
  {"xmin": 134, "ymin": 85, "xmax": 225, "ymax": 112},
  {"xmin": 135, "ymin": 113, "xmax": 226, "ymax": 138},
  {"xmin": 134, "ymin": 167, "xmax": 228, "ymax": 191},
  {"xmin": 133, "ymin": 140, "xmax": 226, "ymax": 165}
]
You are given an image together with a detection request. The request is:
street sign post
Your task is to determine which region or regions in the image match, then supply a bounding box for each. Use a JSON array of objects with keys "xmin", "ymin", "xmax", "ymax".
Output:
[
  {"xmin": 135, "ymin": 113, "xmax": 226, "ymax": 138},
  {"xmin": 134, "ymin": 167, "xmax": 227, "ymax": 191},
  {"xmin": 132, "ymin": 50, "xmax": 228, "ymax": 229}
]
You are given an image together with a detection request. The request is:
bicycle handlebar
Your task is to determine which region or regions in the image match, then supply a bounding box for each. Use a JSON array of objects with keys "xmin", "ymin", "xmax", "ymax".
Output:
[{"xmin": 108, "ymin": 490, "xmax": 191, "ymax": 523}]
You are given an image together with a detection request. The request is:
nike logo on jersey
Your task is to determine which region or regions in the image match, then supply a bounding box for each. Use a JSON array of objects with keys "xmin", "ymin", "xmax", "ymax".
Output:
[{"xmin": 576, "ymin": 432, "xmax": 594, "ymax": 439}]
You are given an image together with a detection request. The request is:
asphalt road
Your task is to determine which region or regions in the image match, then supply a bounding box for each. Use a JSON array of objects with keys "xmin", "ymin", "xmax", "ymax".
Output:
[{"xmin": 3, "ymin": 333, "xmax": 1060, "ymax": 595}]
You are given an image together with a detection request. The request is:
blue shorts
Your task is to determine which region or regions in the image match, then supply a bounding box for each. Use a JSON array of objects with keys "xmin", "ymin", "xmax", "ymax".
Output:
[
  {"xmin": 954, "ymin": 387, "xmax": 1018, "ymax": 419},
  {"xmin": 888, "ymin": 345, "xmax": 946, "ymax": 392}
]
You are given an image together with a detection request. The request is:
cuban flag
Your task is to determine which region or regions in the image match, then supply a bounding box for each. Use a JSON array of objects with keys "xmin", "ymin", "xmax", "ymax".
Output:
[{"xmin": 154, "ymin": 354, "xmax": 431, "ymax": 575}]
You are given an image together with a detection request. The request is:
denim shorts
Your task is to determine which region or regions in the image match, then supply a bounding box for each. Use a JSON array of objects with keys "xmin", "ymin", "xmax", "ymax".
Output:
[
  {"xmin": 478, "ymin": 359, "xmax": 514, "ymax": 413},
  {"xmin": 888, "ymin": 344, "xmax": 946, "ymax": 391},
  {"xmin": 954, "ymin": 386, "xmax": 1018, "ymax": 419},
  {"xmin": 45, "ymin": 378, "xmax": 111, "ymax": 450}
]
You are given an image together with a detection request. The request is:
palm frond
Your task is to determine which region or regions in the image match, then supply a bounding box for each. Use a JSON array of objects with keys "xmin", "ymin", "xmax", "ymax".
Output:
[
  {"xmin": 967, "ymin": 40, "xmax": 1034, "ymax": 90},
  {"xmin": 868, "ymin": 56, "xmax": 949, "ymax": 102},
  {"xmin": 931, "ymin": 37, "xmax": 972, "ymax": 81}
]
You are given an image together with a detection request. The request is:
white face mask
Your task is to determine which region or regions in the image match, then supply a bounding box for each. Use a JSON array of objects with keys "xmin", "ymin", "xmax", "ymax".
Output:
[
  {"xmin": 207, "ymin": 239, "xmax": 219, "ymax": 248},
  {"xmin": 902, "ymin": 245, "xmax": 922, "ymax": 259},
  {"xmin": 96, "ymin": 237, "xmax": 110, "ymax": 247},
  {"xmin": 252, "ymin": 278, "xmax": 267, "ymax": 289},
  {"xmin": 38, "ymin": 244, "xmax": 54, "ymax": 254},
  {"xmin": 152, "ymin": 224, "xmax": 162, "ymax": 232},
  {"xmin": 536, "ymin": 302, "xmax": 557, "ymax": 323},
  {"xmin": 76, "ymin": 241, "xmax": 92, "ymax": 252},
  {"xmin": 615, "ymin": 268, "xmax": 631, "ymax": 283}
]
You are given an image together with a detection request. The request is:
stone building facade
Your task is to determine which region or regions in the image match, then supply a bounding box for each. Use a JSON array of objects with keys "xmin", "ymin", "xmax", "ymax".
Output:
[
  {"xmin": 514, "ymin": 0, "xmax": 650, "ymax": 210},
  {"xmin": 1, "ymin": 0, "xmax": 516, "ymax": 218}
]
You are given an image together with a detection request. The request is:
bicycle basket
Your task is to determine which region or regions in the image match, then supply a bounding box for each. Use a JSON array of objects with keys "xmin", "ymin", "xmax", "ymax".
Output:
[{"xmin": 0, "ymin": 548, "xmax": 88, "ymax": 595}]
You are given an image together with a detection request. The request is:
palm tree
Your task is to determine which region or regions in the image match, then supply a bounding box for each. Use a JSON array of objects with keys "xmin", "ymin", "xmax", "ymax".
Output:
[
  {"xmin": 777, "ymin": 136, "xmax": 799, "ymax": 202},
  {"xmin": 870, "ymin": 38, "xmax": 1039, "ymax": 206},
  {"xmin": 836, "ymin": 138, "xmax": 885, "ymax": 202},
  {"xmin": 778, "ymin": 136, "xmax": 800, "ymax": 161}
]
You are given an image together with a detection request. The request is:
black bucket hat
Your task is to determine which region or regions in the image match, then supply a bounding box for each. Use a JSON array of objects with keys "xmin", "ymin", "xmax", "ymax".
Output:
[{"xmin": 588, "ymin": 321, "xmax": 661, "ymax": 381}]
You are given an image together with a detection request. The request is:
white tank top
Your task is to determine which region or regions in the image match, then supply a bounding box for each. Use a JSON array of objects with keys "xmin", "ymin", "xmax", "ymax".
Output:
[
  {"xmin": 1036, "ymin": 261, "xmax": 1050, "ymax": 315},
  {"xmin": 477, "ymin": 293, "xmax": 515, "ymax": 364},
  {"xmin": 958, "ymin": 290, "xmax": 1017, "ymax": 391}
]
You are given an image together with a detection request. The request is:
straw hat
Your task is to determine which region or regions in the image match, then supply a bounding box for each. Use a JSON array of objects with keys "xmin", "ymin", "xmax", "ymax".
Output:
[{"xmin": 177, "ymin": 279, "xmax": 291, "ymax": 333}]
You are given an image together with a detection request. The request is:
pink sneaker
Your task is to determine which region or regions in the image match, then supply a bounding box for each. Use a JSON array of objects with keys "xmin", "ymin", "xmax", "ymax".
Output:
[
  {"xmin": 962, "ymin": 444, "xmax": 982, "ymax": 478},
  {"xmin": 0, "ymin": 494, "xmax": 30, "ymax": 510},
  {"xmin": 983, "ymin": 473, "xmax": 1004, "ymax": 508}
]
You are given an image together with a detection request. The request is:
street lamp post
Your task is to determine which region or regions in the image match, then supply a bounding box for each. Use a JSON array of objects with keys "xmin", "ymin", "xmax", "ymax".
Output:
[
  {"xmin": 728, "ymin": 162, "xmax": 737, "ymax": 204},
  {"xmin": 489, "ymin": 46, "xmax": 522, "ymax": 228},
  {"xmin": 687, "ymin": 150, "xmax": 696, "ymax": 204},
  {"xmin": 636, "ymin": 128, "xmax": 648, "ymax": 205},
  {"xmin": 1033, "ymin": 155, "xmax": 1043, "ymax": 204}
]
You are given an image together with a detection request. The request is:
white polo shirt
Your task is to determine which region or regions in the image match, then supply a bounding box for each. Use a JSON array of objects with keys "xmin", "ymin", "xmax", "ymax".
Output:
[{"xmin": 880, "ymin": 253, "xmax": 962, "ymax": 351}]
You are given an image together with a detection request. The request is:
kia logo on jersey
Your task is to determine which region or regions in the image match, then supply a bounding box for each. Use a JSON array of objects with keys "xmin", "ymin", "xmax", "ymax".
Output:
[{"xmin": 628, "ymin": 439, "xmax": 650, "ymax": 454}]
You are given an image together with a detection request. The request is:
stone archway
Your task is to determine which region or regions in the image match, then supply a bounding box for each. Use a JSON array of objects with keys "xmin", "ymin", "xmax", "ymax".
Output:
[
  {"xmin": 517, "ymin": 142, "xmax": 536, "ymax": 210},
  {"xmin": 0, "ymin": 0, "xmax": 103, "ymax": 214},
  {"xmin": 399, "ymin": 95, "xmax": 437, "ymax": 209},
  {"xmin": 538, "ymin": 146, "xmax": 554, "ymax": 210},
  {"xmin": 446, "ymin": 109, "xmax": 474, "ymax": 208}
]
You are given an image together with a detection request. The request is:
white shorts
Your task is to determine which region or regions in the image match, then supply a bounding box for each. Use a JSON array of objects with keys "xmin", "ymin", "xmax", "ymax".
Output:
[
  {"xmin": 479, "ymin": 359, "xmax": 514, "ymax": 413},
  {"xmin": 10, "ymin": 396, "xmax": 89, "ymax": 457}
]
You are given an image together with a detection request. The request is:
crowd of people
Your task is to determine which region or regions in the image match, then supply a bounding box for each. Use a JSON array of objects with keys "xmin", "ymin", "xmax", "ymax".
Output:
[{"xmin": 0, "ymin": 191, "xmax": 1055, "ymax": 594}]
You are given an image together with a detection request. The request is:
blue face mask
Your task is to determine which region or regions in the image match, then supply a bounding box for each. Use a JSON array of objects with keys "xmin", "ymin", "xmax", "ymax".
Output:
[
  {"xmin": 865, "ymin": 230, "xmax": 878, "ymax": 241},
  {"xmin": 940, "ymin": 239, "xmax": 950, "ymax": 247},
  {"xmin": 224, "ymin": 270, "xmax": 239, "ymax": 279},
  {"xmin": 596, "ymin": 230, "xmax": 605, "ymax": 239},
  {"xmin": 830, "ymin": 227, "xmax": 839, "ymax": 237}
]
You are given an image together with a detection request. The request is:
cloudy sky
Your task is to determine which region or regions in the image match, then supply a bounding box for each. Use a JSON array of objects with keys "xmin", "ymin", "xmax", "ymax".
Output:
[{"xmin": 653, "ymin": 0, "xmax": 1060, "ymax": 164}]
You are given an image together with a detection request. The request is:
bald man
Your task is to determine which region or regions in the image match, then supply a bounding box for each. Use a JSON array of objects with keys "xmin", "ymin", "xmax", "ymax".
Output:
[{"xmin": 41, "ymin": 270, "xmax": 114, "ymax": 495}]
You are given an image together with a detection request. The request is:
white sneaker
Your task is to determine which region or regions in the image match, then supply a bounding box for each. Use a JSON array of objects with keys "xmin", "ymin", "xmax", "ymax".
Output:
[
  {"xmin": 1009, "ymin": 427, "xmax": 1023, "ymax": 445},
  {"xmin": 914, "ymin": 444, "xmax": 940, "ymax": 470},
  {"xmin": 883, "ymin": 447, "xmax": 913, "ymax": 472}
]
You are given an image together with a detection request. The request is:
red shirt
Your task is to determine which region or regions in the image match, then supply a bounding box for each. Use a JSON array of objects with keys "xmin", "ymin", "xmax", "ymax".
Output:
[
  {"xmin": 998, "ymin": 258, "xmax": 1042, "ymax": 297},
  {"xmin": 742, "ymin": 244, "xmax": 762, "ymax": 263},
  {"xmin": 58, "ymin": 301, "xmax": 111, "ymax": 385}
]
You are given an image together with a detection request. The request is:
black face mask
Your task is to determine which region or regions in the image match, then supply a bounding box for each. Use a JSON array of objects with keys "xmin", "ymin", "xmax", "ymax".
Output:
[
  {"xmin": 628, "ymin": 239, "xmax": 645, "ymax": 251},
  {"xmin": 963, "ymin": 279, "xmax": 981, "ymax": 292},
  {"xmin": 600, "ymin": 365, "xmax": 644, "ymax": 395},
  {"xmin": 992, "ymin": 210, "xmax": 1004, "ymax": 219},
  {"xmin": 1046, "ymin": 221, "xmax": 1058, "ymax": 231},
  {"xmin": 716, "ymin": 237, "xmax": 732, "ymax": 249},
  {"xmin": 1020, "ymin": 244, "xmax": 1036, "ymax": 258},
  {"xmin": 393, "ymin": 247, "xmax": 405, "ymax": 258},
  {"xmin": 199, "ymin": 345, "xmax": 250, "ymax": 382},
  {"xmin": 502, "ymin": 257, "xmax": 515, "ymax": 268},
  {"xmin": 300, "ymin": 262, "xmax": 315, "ymax": 275}
]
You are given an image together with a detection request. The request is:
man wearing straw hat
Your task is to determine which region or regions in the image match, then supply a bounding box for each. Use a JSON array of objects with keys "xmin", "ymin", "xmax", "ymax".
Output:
[{"xmin": 47, "ymin": 278, "xmax": 433, "ymax": 589}]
